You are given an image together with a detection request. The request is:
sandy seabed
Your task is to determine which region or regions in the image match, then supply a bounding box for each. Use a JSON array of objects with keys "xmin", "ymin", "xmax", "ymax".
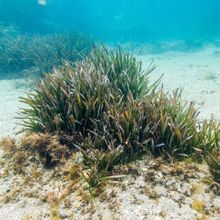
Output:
[
  {"xmin": 0, "ymin": 79, "xmax": 26, "ymax": 138},
  {"xmin": 0, "ymin": 46, "xmax": 220, "ymax": 219},
  {"xmin": 138, "ymin": 46, "xmax": 220, "ymax": 121}
]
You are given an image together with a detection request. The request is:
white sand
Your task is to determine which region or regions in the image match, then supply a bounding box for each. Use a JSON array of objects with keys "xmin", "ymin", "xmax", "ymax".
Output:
[
  {"xmin": 0, "ymin": 79, "xmax": 26, "ymax": 138},
  {"xmin": 137, "ymin": 46, "xmax": 220, "ymax": 120}
]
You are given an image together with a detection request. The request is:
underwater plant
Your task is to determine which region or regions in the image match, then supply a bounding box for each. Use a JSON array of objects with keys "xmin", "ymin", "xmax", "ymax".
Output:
[
  {"xmin": 20, "ymin": 62, "xmax": 112, "ymax": 134},
  {"xmin": 0, "ymin": 32, "xmax": 92, "ymax": 78},
  {"xmin": 204, "ymin": 148, "xmax": 220, "ymax": 183},
  {"xmin": 20, "ymin": 133, "xmax": 72, "ymax": 167},
  {"xmin": 19, "ymin": 47, "xmax": 156, "ymax": 134},
  {"xmin": 19, "ymin": 47, "xmax": 158, "ymax": 168},
  {"xmin": 85, "ymin": 99, "xmax": 156, "ymax": 162},
  {"xmin": 150, "ymin": 89, "xmax": 202, "ymax": 157},
  {"xmin": 90, "ymin": 47, "xmax": 157, "ymax": 100},
  {"xmin": 19, "ymin": 47, "xmax": 220, "ymax": 183}
]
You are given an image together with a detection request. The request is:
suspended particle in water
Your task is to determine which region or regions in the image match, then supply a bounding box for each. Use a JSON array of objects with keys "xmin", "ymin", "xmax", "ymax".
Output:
[{"xmin": 38, "ymin": 0, "xmax": 47, "ymax": 6}]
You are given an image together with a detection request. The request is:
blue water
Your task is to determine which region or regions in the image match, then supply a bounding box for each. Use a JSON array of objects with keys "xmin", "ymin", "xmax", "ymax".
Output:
[{"xmin": 1, "ymin": 0, "xmax": 220, "ymax": 43}]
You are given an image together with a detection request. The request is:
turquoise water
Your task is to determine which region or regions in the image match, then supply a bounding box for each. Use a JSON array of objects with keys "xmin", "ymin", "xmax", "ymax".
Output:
[{"xmin": 1, "ymin": 0, "xmax": 220, "ymax": 44}]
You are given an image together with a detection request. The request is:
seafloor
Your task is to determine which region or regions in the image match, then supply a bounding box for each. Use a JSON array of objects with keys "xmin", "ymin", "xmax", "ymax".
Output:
[{"xmin": 0, "ymin": 45, "xmax": 220, "ymax": 219}]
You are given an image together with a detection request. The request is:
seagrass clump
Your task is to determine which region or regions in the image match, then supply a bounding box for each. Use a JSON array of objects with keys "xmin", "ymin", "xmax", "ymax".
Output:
[
  {"xmin": 20, "ymin": 47, "xmax": 155, "ymax": 134},
  {"xmin": 20, "ymin": 47, "xmax": 220, "ymax": 180}
]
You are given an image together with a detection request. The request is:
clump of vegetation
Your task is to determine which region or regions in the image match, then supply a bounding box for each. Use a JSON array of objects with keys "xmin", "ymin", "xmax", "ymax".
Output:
[
  {"xmin": 0, "ymin": 137, "xmax": 17, "ymax": 156},
  {"xmin": 0, "ymin": 133, "xmax": 75, "ymax": 171},
  {"xmin": 90, "ymin": 47, "xmax": 157, "ymax": 99},
  {"xmin": 0, "ymin": 32, "xmax": 92, "ymax": 78},
  {"xmin": 20, "ymin": 133, "xmax": 73, "ymax": 167},
  {"xmin": 205, "ymin": 148, "xmax": 220, "ymax": 183},
  {"xmin": 18, "ymin": 47, "xmax": 220, "ymax": 184},
  {"xmin": 19, "ymin": 48, "xmax": 156, "ymax": 134}
]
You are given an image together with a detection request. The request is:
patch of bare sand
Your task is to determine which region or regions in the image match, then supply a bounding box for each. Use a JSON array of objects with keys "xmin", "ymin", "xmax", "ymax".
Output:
[
  {"xmin": 0, "ymin": 79, "xmax": 26, "ymax": 138},
  {"xmin": 136, "ymin": 46, "xmax": 220, "ymax": 120}
]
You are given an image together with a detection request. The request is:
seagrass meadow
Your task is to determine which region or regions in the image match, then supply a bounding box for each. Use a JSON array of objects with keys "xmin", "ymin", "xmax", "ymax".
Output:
[
  {"xmin": 0, "ymin": 31, "xmax": 92, "ymax": 78},
  {"xmin": 1, "ymin": 1, "xmax": 220, "ymax": 218}
]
